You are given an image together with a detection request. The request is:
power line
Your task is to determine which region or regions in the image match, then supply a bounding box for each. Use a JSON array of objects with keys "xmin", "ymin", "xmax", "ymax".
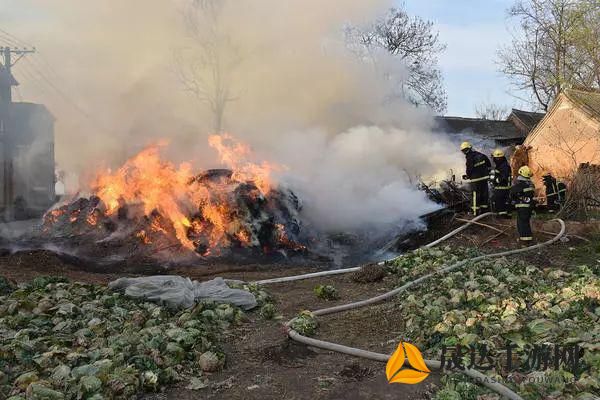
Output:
[
  {"xmin": 23, "ymin": 58, "xmax": 92, "ymax": 116},
  {"xmin": 0, "ymin": 27, "xmax": 120, "ymax": 136},
  {"xmin": 29, "ymin": 53, "xmax": 64, "ymax": 85},
  {"xmin": 0, "ymin": 28, "xmax": 33, "ymax": 48},
  {"xmin": 22, "ymin": 58, "xmax": 120, "ymax": 136},
  {"xmin": 0, "ymin": 30, "xmax": 58, "ymax": 83},
  {"xmin": 13, "ymin": 60, "xmax": 52, "ymax": 97},
  {"xmin": 1, "ymin": 28, "xmax": 84, "ymax": 102},
  {"xmin": 0, "ymin": 34, "xmax": 22, "ymax": 48}
]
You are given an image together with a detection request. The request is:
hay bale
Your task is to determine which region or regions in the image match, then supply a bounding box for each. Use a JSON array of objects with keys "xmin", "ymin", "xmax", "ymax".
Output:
[{"xmin": 510, "ymin": 145, "xmax": 531, "ymax": 179}]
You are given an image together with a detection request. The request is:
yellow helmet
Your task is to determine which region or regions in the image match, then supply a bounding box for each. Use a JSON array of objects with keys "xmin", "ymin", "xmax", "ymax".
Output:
[
  {"xmin": 492, "ymin": 149, "xmax": 505, "ymax": 158},
  {"xmin": 460, "ymin": 141, "xmax": 472, "ymax": 151},
  {"xmin": 518, "ymin": 165, "xmax": 533, "ymax": 178}
]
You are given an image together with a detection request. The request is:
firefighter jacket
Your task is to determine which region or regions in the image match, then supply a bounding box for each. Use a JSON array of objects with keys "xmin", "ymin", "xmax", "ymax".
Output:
[
  {"xmin": 510, "ymin": 176, "xmax": 536, "ymax": 208},
  {"xmin": 491, "ymin": 157, "xmax": 512, "ymax": 189},
  {"xmin": 543, "ymin": 175, "xmax": 558, "ymax": 199},
  {"xmin": 465, "ymin": 150, "xmax": 491, "ymax": 183}
]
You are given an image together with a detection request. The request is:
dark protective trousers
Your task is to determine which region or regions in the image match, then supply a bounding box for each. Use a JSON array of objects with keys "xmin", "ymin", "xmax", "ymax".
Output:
[
  {"xmin": 547, "ymin": 193, "xmax": 560, "ymax": 212},
  {"xmin": 492, "ymin": 187, "xmax": 511, "ymax": 216},
  {"xmin": 471, "ymin": 180, "xmax": 489, "ymax": 215},
  {"xmin": 516, "ymin": 206, "xmax": 533, "ymax": 241}
]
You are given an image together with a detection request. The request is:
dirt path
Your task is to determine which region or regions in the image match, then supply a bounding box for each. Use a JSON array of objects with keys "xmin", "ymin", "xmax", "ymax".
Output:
[{"xmin": 143, "ymin": 272, "xmax": 440, "ymax": 400}]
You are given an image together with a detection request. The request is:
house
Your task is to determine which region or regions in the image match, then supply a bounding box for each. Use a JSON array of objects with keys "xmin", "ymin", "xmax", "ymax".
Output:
[
  {"xmin": 520, "ymin": 89, "xmax": 600, "ymax": 189},
  {"xmin": 0, "ymin": 64, "xmax": 55, "ymax": 219},
  {"xmin": 507, "ymin": 109, "xmax": 546, "ymax": 137},
  {"xmin": 434, "ymin": 109, "xmax": 544, "ymax": 154}
]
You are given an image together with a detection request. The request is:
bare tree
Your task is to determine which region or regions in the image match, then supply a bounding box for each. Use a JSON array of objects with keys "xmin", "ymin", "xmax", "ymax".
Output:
[
  {"xmin": 474, "ymin": 102, "xmax": 510, "ymax": 120},
  {"xmin": 572, "ymin": 0, "xmax": 600, "ymax": 89},
  {"xmin": 177, "ymin": 0, "xmax": 240, "ymax": 133},
  {"xmin": 499, "ymin": 0, "xmax": 600, "ymax": 111},
  {"xmin": 345, "ymin": 7, "xmax": 447, "ymax": 113}
]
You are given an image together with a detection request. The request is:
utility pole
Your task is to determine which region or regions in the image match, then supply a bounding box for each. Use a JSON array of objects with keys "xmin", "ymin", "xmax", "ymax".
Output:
[
  {"xmin": 0, "ymin": 46, "xmax": 35, "ymax": 220},
  {"xmin": 0, "ymin": 46, "xmax": 35, "ymax": 102}
]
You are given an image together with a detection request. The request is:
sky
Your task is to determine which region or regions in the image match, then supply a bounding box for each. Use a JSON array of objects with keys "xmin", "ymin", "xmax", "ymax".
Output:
[{"xmin": 404, "ymin": 0, "xmax": 530, "ymax": 116}]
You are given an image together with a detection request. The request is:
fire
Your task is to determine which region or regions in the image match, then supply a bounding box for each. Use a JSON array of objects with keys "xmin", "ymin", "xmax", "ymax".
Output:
[
  {"xmin": 136, "ymin": 230, "xmax": 151, "ymax": 244},
  {"xmin": 208, "ymin": 133, "xmax": 282, "ymax": 194},
  {"xmin": 46, "ymin": 209, "xmax": 64, "ymax": 224},
  {"xmin": 69, "ymin": 134, "xmax": 288, "ymax": 254},
  {"xmin": 92, "ymin": 144, "xmax": 196, "ymax": 248},
  {"xmin": 86, "ymin": 210, "xmax": 99, "ymax": 226}
]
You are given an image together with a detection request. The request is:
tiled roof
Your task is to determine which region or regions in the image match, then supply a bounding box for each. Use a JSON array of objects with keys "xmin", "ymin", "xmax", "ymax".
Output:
[
  {"xmin": 434, "ymin": 116, "xmax": 524, "ymax": 139},
  {"xmin": 565, "ymin": 88, "xmax": 600, "ymax": 121},
  {"xmin": 508, "ymin": 109, "xmax": 545, "ymax": 131}
]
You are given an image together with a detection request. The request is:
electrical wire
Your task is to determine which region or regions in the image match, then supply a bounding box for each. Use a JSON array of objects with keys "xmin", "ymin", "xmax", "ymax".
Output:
[
  {"xmin": 0, "ymin": 27, "xmax": 118, "ymax": 135},
  {"xmin": 0, "ymin": 28, "xmax": 34, "ymax": 48},
  {"xmin": 0, "ymin": 34, "xmax": 22, "ymax": 48}
]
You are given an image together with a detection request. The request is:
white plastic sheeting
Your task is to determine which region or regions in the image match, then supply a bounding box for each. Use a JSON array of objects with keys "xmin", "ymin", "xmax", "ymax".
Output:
[{"xmin": 109, "ymin": 276, "xmax": 257, "ymax": 310}]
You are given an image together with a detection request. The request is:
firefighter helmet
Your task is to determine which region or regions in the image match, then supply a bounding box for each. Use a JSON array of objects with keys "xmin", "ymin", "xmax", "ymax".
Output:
[
  {"xmin": 460, "ymin": 141, "xmax": 472, "ymax": 151},
  {"xmin": 518, "ymin": 165, "xmax": 533, "ymax": 178},
  {"xmin": 492, "ymin": 149, "xmax": 505, "ymax": 158}
]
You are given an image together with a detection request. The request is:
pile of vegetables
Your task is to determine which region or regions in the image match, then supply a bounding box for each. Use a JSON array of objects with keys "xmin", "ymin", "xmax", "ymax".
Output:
[
  {"xmin": 386, "ymin": 247, "xmax": 600, "ymax": 400},
  {"xmin": 290, "ymin": 311, "xmax": 318, "ymax": 337},
  {"xmin": 314, "ymin": 285, "xmax": 339, "ymax": 301},
  {"xmin": 0, "ymin": 276, "xmax": 258, "ymax": 399},
  {"xmin": 226, "ymin": 282, "xmax": 277, "ymax": 320}
]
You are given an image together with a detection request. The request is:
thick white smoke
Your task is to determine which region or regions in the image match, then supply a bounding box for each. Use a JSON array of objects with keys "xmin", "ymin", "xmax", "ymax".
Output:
[
  {"xmin": 5, "ymin": 0, "xmax": 463, "ymax": 232},
  {"xmin": 271, "ymin": 126, "xmax": 459, "ymax": 231}
]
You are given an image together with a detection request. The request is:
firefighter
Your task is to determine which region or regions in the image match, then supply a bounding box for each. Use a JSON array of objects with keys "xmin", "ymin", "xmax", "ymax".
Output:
[
  {"xmin": 489, "ymin": 149, "xmax": 512, "ymax": 217},
  {"xmin": 461, "ymin": 141, "xmax": 491, "ymax": 215},
  {"xmin": 510, "ymin": 166, "xmax": 535, "ymax": 243},
  {"xmin": 542, "ymin": 173, "xmax": 560, "ymax": 212},
  {"xmin": 542, "ymin": 173, "xmax": 568, "ymax": 212}
]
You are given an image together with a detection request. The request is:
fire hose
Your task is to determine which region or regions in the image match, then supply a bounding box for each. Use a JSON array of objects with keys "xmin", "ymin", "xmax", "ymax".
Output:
[
  {"xmin": 253, "ymin": 212, "xmax": 495, "ymax": 285},
  {"xmin": 252, "ymin": 214, "xmax": 567, "ymax": 400}
]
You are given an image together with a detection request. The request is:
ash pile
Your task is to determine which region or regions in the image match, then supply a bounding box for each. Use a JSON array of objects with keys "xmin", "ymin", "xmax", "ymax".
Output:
[{"xmin": 41, "ymin": 169, "xmax": 308, "ymax": 265}]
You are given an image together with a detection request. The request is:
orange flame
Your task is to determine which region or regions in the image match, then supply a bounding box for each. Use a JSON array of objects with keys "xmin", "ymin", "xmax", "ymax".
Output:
[
  {"xmin": 87, "ymin": 134, "xmax": 284, "ymax": 253},
  {"xmin": 208, "ymin": 133, "xmax": 283, "ymax": 194},
  {"xmin": 92, "ymin": 144, "xmax": 196, "ymax": 248}
]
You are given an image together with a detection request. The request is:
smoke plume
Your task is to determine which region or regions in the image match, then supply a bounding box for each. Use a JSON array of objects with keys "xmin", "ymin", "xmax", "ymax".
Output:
[{"xmin": 4, "ymin": 0, "xmax": 462, "ymax": 232}]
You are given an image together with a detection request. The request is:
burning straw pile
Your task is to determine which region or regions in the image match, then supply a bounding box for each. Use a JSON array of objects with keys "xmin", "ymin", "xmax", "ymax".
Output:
[{"xmin": 41, "ymin": 135, "xmax": 306, "ymax": 263}]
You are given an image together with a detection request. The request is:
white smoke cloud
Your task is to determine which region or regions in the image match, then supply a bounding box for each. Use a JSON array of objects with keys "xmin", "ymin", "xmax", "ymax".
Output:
[
  {"xmin": 271, "ymin": 126, "xmax": 459, "ymax": 231},
  {"xmin": 4, "ymin": 0, "xmax": 463, "ymax": 232}
]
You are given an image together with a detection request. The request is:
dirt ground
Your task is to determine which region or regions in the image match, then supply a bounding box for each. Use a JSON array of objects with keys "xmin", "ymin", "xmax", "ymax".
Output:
[{"xmin": 0, "ymin": 214, "xmax": 595, "ymax": 399}]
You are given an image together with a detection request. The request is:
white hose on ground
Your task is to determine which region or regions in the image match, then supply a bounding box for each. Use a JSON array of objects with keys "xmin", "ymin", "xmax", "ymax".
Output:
[
  {"xmin": 288, "ymin": 330, "xmax": 521, "ymax": 400},
  {"xmin": 253, "ymin": 266, "xmax": 362, "ymax": 285},
  {"xmin": 281, "ymin": 219, "xmax": 566, "ymax": 400},
  {"xmin": 252, "ymin": 212, "xmax": 494, "ymax": 285},
  {"xmin": 421, "ymin": 212, "xmax": 495, "ymax": 249},
  {"xmin": 311, "ymin": 219, "xmax": 565, "ymax": 317}
]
